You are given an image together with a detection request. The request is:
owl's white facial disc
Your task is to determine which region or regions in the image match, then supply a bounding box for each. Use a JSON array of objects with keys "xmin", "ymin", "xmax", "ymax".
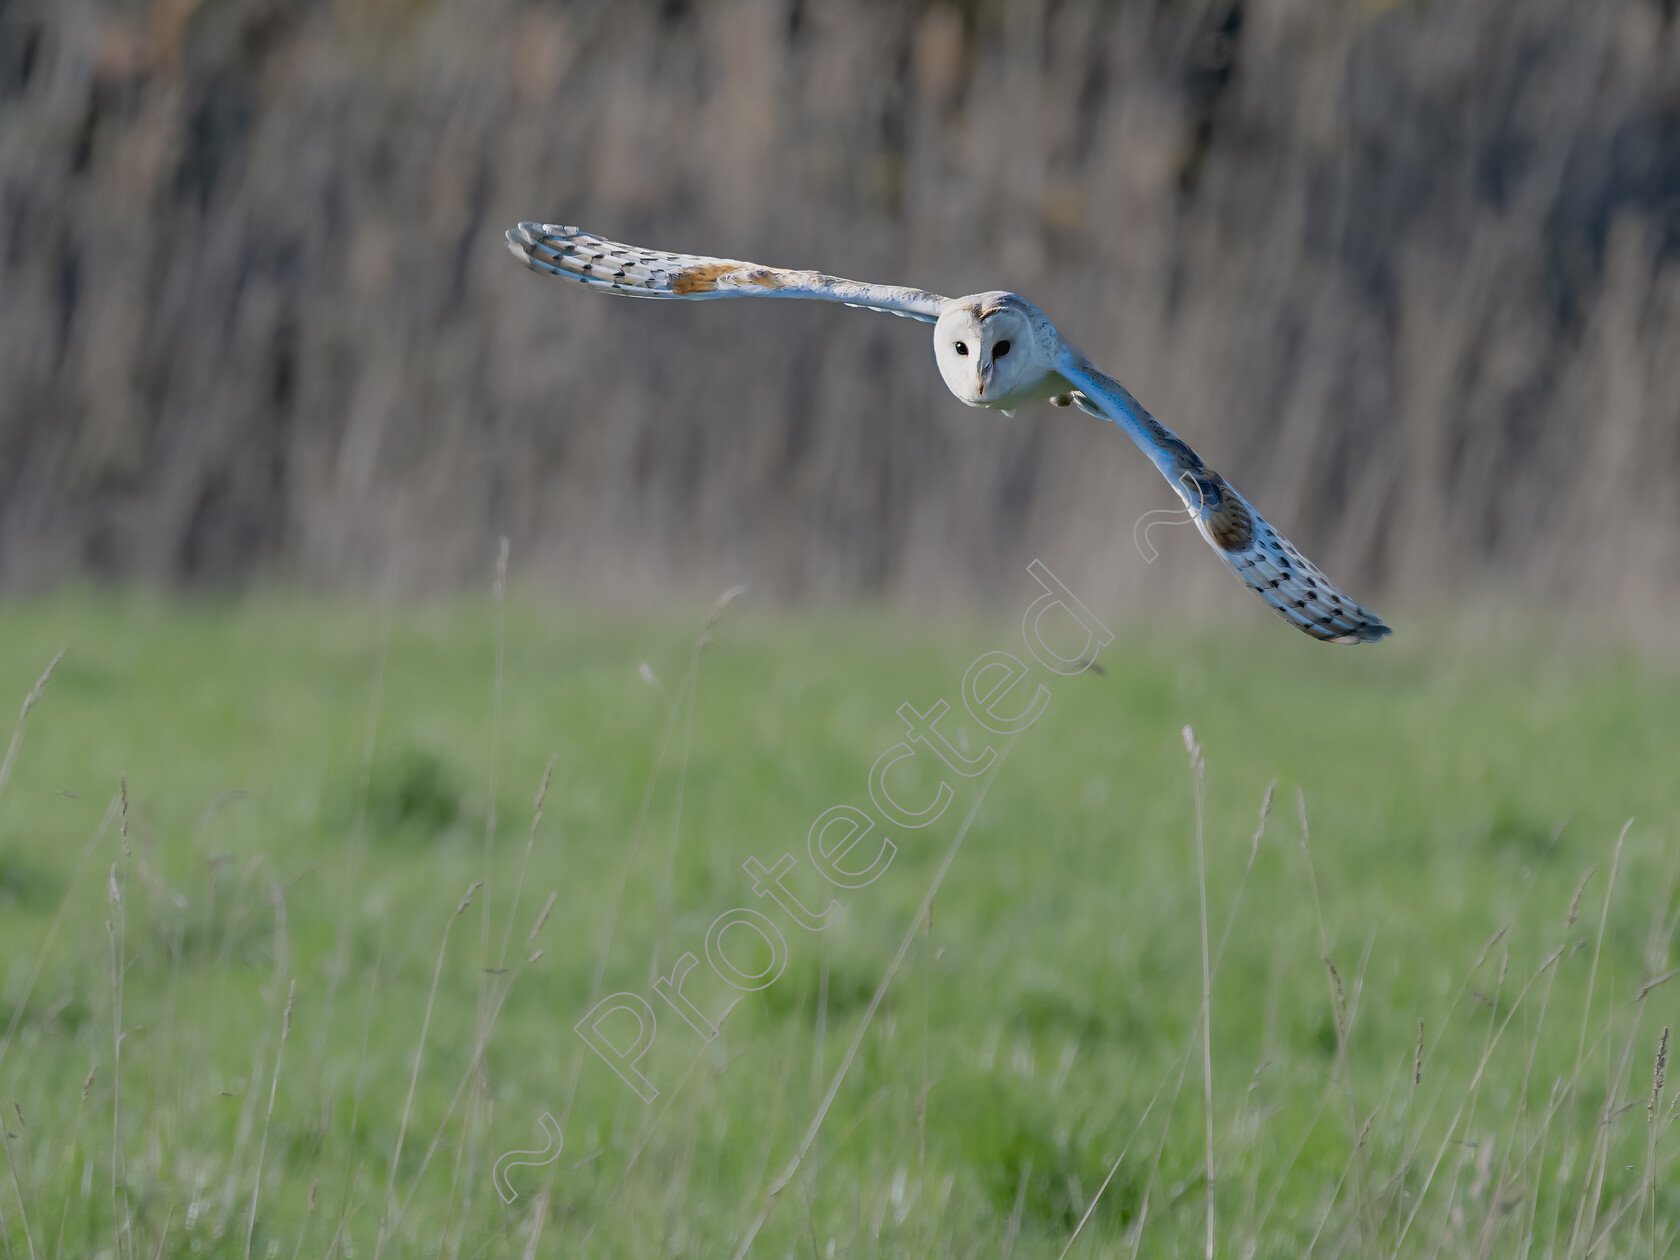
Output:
[{"xmin": 934, "ymin": 296, "xmax": 1057, "ymax": 410}]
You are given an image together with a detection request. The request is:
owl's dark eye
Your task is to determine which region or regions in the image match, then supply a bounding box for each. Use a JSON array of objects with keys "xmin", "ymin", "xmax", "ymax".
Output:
[
  {"xmin": 993, "ymin": 340, "xmax": 1011, "ymax": 359},
  {"xmin": 954, "ymin": 341, "xmax": 968, "ymax": 356}
]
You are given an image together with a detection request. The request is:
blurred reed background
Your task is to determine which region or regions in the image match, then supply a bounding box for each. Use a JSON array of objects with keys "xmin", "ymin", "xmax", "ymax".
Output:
[{"xmin": 2, "ymin": 0, "xmax": 1678, "ymax": 623}]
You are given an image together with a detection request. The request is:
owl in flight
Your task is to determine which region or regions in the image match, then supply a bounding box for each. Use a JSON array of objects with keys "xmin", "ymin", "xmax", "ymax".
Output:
[{"xmin": 506, "ymin": 223, "xmax": 1390, "ymax": 644}]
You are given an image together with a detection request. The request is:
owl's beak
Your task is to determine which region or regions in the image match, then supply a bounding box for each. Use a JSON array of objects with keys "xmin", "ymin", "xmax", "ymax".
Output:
[{"xmin": 977, "ymin": 360, "xmax": 994, "ymax": 398}]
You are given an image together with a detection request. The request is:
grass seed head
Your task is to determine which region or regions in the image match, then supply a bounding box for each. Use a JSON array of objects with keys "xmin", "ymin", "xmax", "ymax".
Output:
[
  {"xmin": 281, "ymin": 980, "xmax": 296, "ymax": 1043},
  {"xmin": 455, "ymin": 880, "xmax": 484, "ymax": 916},
  {"xmin": 1473, "ymin": 925, "xmax": 1508, "ymax": 971},
  {"xmin": 533, "ymin": 754, "xmax": 555, "ymax": 814},
  {"xmin": 1635, "ymin": 968, "xmax": 1677, "ymax": 1002},
  {"xmin": 706, "ymin": 583, "xmax": 749, "ymax": 628},
  {"xmin": 1322, "ymin": 956, "xmax": 1345, "ymax": 1035},
  {"xmin": 1249, "ymin": 778, "xmax": 1276, "ymax": 862},
  {"xmin": 526, "ymin": 890, "xmax": 557, "ymax": 943},
  {"xmin": 1566, "ymin": 864, "xmax": 1597, "ymax": 928},
  {"xmin": 1652, "ymin": 1026, "xmax": 1669, "ymax": 1122}
]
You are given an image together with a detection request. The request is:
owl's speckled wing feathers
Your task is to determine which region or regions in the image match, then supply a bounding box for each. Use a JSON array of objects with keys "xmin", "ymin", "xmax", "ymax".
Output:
[
  {"xmin": 1057, "ymin": 358, "xmax": 1390, "ymax": 643},
  {"xmin": 506, "ymin": 223, "xmax": 947, "ymax": 322}
]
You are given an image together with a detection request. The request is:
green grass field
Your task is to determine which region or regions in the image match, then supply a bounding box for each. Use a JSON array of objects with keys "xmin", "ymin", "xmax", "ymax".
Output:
[{"xmin": 0, "ymin": 583, "xmax": 1676, "ymax": 1258}]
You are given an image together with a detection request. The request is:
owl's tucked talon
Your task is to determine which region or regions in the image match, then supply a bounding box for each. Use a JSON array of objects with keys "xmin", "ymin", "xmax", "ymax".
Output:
[{"xmin": 1050, "ymin": 393, "xmax": 1075, "ymax": 407}]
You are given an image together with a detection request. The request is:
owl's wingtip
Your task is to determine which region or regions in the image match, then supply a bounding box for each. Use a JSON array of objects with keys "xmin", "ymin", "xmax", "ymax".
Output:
[
  {"xmin": 1332, "ymin": 619, "xmax": 1392, "ymax": 645},
  {"xmin": 505, "ymin": 226, "xmax": 536, "ymax": 265}
]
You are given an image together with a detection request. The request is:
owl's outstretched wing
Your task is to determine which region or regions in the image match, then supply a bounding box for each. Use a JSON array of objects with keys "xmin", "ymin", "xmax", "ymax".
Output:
[
  {"xmin": 506, "ymin": 223, "xmax": 949, "ymax": 323},
  {"xmin": 1056, "ymin": 351, "xmax": 1391, "ymax": 644}
]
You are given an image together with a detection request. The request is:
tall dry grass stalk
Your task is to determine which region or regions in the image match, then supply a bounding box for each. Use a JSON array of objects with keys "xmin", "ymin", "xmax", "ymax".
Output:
[
  {"xmin": 561, "ymin": 584, "xmax": 744, "ymax": 1133},
  {"xmin": 572, "ymin": 1038, "xmax": 713, "ymax": 1254},
  {"xmin": 1565, "ymin": 994, "xmax": 1645, "ymax": 1258},
  {"xmin": 1575, "ymin": 822, "xmax": 1631, "ymax": 1072},
  {"xmin": 428, "ymin": 539, "xmax": 514, "ymax": 1260},
  {"xmin": 729, "ymin": 735, "xmax": 1016, "ymax": 1260},
  {"xmin": 1643, "ymin": 1026, "xmax": 1668, "ymax": 1260},
  {"xmin": 1001, "ymin": 1158, "xmax": 1031, "ymax": 1260},
  {"xmin": 498, "ymin": 756, "xmax": 555, "ymax": 972},
  {"xmin": 652, "ymin": 587, "xmax": 744, "ymax": 978},
  {"xmin": 1296, "ymin": 789, "xmax": 1367, "ymax": 1238},
  {"xmin": 518, "ymin": 1185, "xmax": 552, "ymax": 1260},
  {"xmin": 560, "ymin": 615, "xmax": 700, "ymax": 1127},
  {"xmin": 1127, "ymin": 997, "xmax": 1200, "ymax": 1258},
  {"xmin": 322, "ymin": 1165, "xmax": 363, "ymax": 1260},
  {"xmin": 0, "ymin": 795, "xmax": 119, "ymax": 1078},
  {"xmin": 288, "ymin": 1179, "xmax": 317, "ymax": 1260},
  {"xmin": 244, "ymin": 980, "xmax": 296, "ymax": 1260},
  {"xmin": 107, "ymin": 778, "xmax": 133, "ymax": 1260},
  {"xmin": 404, "ymin": 776, "xmax": 560, "ymax": 1250},
  {"xmin": 374, "ymin": 881, "xmax": 481, "ymax": 1260},
  {"xmin": 51, "ymin": 1064, "xmax": 95, "ymax": 1260},
  {"xmin": 324, "ymin": 928, "xmax": 383, "ymax": 1260},
  {"xmin": 315, "ymin": 599, "xmax": 390, "ymax": 1068},
  {"xmin": 315, "ymin": 609, "xmax": 390, "ymax": 1260},
  {"xmin": 1058, "ymin": 1069, "xmax": 1172, "ymax": 1260},
  {"xmin": 148, "ymin": 1207, "xmax": 170, "ymax": 1260},
  {"xmin": 1182, "ymin": 727, "xmax": 1216, "ymax": 1260},
  {"xmin": 1390, "ymin": 942, "xmax": 1565, "ymax": 1257},
  {"xmin": 0, "ymin": 1112, "xmax": 36, "ymax": 1260},
  {"xmin": 1549, "ymin": 820, "xmax": 1633, "ymax": 1260},
  {"xmin": 1120, "ymin": 760, "xmax": 1273, "ymax": 1259},
  {"xmin": 0, "ymin": 649, "xmax": 64, "ymax": 814},
  {"xmin": 478, "ymin": 537, "xmax": 510, "ymax": 1030},
  {"xmin": 386, "ymin": 886, "xmax": 558, "ymax": 1243}
]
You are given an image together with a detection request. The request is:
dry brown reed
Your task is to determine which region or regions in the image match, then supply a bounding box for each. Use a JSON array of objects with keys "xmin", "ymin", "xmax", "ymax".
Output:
[{"xmin": 9, "ymin": 3, "xmax": 1680, "ymax": 634}]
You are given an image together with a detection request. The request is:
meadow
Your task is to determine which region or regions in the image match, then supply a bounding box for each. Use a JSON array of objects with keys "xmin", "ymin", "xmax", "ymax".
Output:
[{"xmin": 0, "ymin": 579, "xmax": 1675, "ymax": 1258}]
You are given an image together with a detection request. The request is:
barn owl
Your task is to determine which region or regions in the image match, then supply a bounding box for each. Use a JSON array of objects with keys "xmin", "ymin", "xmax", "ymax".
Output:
[{"xmin": 505, "ymin": 223, "xmax": 1390, "ymax": 644}]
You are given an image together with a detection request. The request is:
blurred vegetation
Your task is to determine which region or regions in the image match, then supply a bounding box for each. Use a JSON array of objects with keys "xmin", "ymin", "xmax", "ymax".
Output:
[
  {"xmin": 0, "ymin": 589, "xmax": 1674, "ymax": 1254},
  {"xmin": 0, "ymin": 1, "xmax": 1678, "ymax": 627}
]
